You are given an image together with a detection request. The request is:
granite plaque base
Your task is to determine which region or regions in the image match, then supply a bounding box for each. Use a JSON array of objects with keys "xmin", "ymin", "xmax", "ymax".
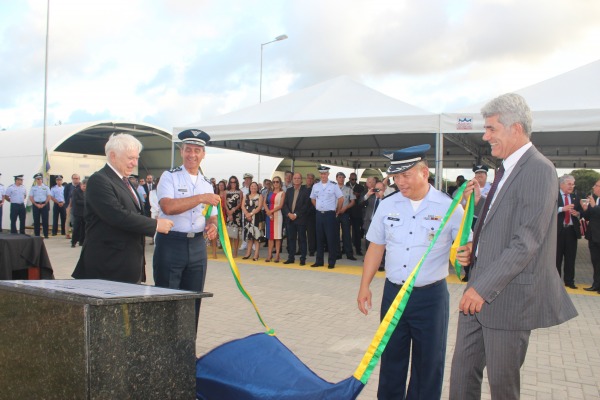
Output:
[{"xmin": 0, "ymin": 279, "xmax": 211, "ymax": 400}]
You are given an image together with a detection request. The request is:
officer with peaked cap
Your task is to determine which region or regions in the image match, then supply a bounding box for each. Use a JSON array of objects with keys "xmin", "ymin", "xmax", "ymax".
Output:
[
  {"xmin": 50, "ymin": 175, "xmax": 67, "ymax": 235},
  {"xmin": 154, "ymin": 129, "xmax": 221, "ymax": 330},
  {"xmin": 357, "ymin": 144, "xmax": 472, "ymax": 399},
  {"xmin": 472, "ymin": 164, "xmax": 491, "ymax": 197},
  {"xmin": 0, "ymin": 172, "xmax": 5, "ymax": 232},
  {"xmin": 309, "ymin": 165, "xmax": 344, "ymax": 269},
  {"xmin": 4, "ymin": 175, "xmax": 27, "ymax": 234},
  {"xmin": 30, "ymin": 173, "xmax": 51, "ymax": 238}
]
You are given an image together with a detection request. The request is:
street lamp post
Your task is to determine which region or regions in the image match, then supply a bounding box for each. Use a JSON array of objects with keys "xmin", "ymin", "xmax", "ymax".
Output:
[{"xmin": 258, "ymin": 34, "xmax": 288, "ymax": 181}]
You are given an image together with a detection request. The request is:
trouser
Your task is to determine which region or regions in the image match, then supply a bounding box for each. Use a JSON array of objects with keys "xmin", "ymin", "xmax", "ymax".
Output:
[
  {"xmin": 450, "ymin": 313, "xmax": 530, "ymax": 400},
  {"xmin": 153, "ymin": 232, "xmax": 207, "ymax": 329},
  {"xmin": 336, "ymin": 213, "xmax": 353, "ymax": 257},
  {"xmin": 71, "ymin": 214, "xmax": 86, "ymax": 246},
  {"xmin": 10, "ymin": 203, "xmax": 26, "ymax": 234},
  {"xmin": 286, "ymin": 222, "xmax": 307, "ymax": 262},
  {"xmin": 0, "ymin": 204, "xmax": 3, "ymax": 231},
  {"xmin": 378, "ymin": 278, "xmax": 449, "ymax": 400},
  {"xmin": 589, "ymin": 240, "xmax": 600, "ymax": 288},
  {"xmin": 556, "ymin": 225, "xmax": 577, "ymax": 285},
  {"xmin": 52, "ymin": 203, "xmax": 67, "ymax": 235},
  {"xmin": 32, "ymin": 203, "xmax": 49, "ymax": 237},
  {"xmin": 315, "ymin": 211, "xmax": 337, "ymax": 266},
  {"xmin": 350, "ymin": 214, "xmax": 363, "ymax": 254},
  {"xmin": 306, "ymin": 212, "xmax": 316, "ymax": 254}
]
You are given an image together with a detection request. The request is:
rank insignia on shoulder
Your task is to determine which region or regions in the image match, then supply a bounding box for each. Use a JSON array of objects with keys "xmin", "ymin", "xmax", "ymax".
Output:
[{"xmin": 169, "ymin": 166, "xmax": 183, "ymax": 173}]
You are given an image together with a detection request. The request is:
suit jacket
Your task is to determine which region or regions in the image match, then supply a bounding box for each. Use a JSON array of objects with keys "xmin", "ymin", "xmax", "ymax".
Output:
[
  {"xmin": 282, "ymin": 185, "xmax": 311, "ymax": 225},
  {"xmin": 469, "ymin": 146, "xmax": 577, "ymax": 330},
  {"xmin": 72, "ymin": 164, "xmax": 157, "ymax": 283},
  {"xmin": 583, "ymin": 200, "xmax": 600, "ymax": 243},
  {"xmin": 557, "ymin": 192, "xmax": 582, "ymax": 239},
  {"xmin": 362, "ymin": 194, "xmax": 377, "ymax": 232},
  {"xmin": 142, "ymin": 183, "xmax": 152, "ymax": 215}
]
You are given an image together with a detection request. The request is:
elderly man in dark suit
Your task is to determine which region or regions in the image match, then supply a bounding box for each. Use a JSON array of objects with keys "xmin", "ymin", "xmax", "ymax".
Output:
[
  {"xmin": 282, "ymin": 172, "xmax": 311, "ymax": 266},
  {"xmin": 556, "ymin": 174, "xmax": 582, "ymax": 289},
  {"xmin": 72, "ymin": 134, "xmax": 173, "ymax": 284},
  {"xmin": 450, "ymin": 93, "xmax": 578, "ymax": 399}
]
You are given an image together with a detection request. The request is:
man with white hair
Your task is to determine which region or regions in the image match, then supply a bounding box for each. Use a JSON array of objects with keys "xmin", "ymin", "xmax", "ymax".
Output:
[{"xmin": 72, "ymin": 133, "xmax": 174, "ymax": 284}]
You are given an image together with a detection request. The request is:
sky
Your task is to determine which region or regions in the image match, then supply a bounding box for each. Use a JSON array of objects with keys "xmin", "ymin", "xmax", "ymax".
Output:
[{"xmin": 1, "ymin": 0, "xmax": 600, "ymax": 180}]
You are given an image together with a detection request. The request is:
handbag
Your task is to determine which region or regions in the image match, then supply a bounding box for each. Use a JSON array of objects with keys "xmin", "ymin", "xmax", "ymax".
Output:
[{"xmin": 226, "ymin": 224, "xmax": 239, "ymax": 239}]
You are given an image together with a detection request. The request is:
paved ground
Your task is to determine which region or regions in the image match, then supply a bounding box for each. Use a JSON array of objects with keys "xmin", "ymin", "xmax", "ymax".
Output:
[{"xmin": 44, "ymin": 236, "xmax": 600, "ymax": 399}]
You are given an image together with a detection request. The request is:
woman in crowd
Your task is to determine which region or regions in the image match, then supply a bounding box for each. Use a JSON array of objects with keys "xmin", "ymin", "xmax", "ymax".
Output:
[
  {"xmin": 242, "ymin": 181, "xmax": 264, "ymax": 261},
  {"xmin": 225, "ymin": 176, "xmax": 243, "ymax": 257},
  {"xmin": 264, "ymin": 177, "xmax": 285, "ymax": 262}
]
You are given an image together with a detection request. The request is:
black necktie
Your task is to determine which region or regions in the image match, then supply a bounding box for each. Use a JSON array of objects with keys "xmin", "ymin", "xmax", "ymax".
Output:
[
  {"xmin": 373, "ymin": 198, "xmax": 380, "ymax": 216},
  {"xmin": 471, "ymin": 165, "xmax": 505, "ymax": 263}
]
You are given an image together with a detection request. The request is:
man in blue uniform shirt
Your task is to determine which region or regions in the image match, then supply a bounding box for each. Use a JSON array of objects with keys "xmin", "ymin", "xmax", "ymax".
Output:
[
  {"xmin": 4, "ymin": 175, "xmax": 27, "ymax": 234},
  {"xmin": 50, "ymin": 175, "xmax": 67, "ymax": 236},
  {"xmin": 154, "ymin": 129, "xmax": 221, "ymax": 329},
  {"xmin": 30, "ymin": 173, "xmax": 51, "ymax": 238},
  {"xmin": 310, "ymin": 165, "xmax": 343, "ymax": 269},
  {"xmin": 357, "ymin": 144, "xmax": 472, "ymax": 400}
]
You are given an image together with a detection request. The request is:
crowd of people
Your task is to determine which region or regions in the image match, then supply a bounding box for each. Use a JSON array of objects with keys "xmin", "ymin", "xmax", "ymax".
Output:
[{"xmin": 0, "ymin": 92, "xmax": 595, "ymax": 399}]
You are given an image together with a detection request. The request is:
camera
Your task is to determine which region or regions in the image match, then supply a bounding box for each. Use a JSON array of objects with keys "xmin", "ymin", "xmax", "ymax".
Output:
[{"xmin": 373, "ymin": 189, "xmax": 380, "ymax": 193}]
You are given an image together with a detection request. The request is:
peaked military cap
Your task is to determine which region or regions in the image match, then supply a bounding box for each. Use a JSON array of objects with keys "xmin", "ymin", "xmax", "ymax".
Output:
[
  {"xmin": 383, "ymin": 144, "xmax": 430, "ymax": 174},
  {"xmin": 55, "ymin": 175, "xmax": 63, "ymax": 180},
  {"xmin": 336, "ymin": 171, "xmax": 346, "ymax": 178},
  {"xmin": 243, "ymin": 173, "xmax": 253, "ymax": 179},
  {"xmin": 178, "ymin": 129, "xmax": 210, "ymax": 146},
  {"xmin": 473, "ymin": 164, "xmax": 489, "ymax": 173},
  {"xmin": 33, "ymin": 173, "xmax": 43, "ymax": 179},
  {"xmin": 14, "ymin": 174, "xmax": 24, "ymax": 180},
  {"xmin": 317, "ymin": 165, "xmax": 330, "ymax": 173}
]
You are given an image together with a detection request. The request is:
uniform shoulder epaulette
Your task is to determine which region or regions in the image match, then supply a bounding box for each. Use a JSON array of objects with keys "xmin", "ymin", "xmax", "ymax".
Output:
[
  {"xmin": 168, "ymin": 166, "xmax": 182, "ymax": 173},
  {"xmin": 382, "ymin": 189, "xmax": 399, "ymax": 201},
  {"xmin": 329, "ymin": 180, "xmax": 336, "ymax": 184},
  {"xmin": 204, "ymin": 176, "xmax": 212, "ymax": 184}
]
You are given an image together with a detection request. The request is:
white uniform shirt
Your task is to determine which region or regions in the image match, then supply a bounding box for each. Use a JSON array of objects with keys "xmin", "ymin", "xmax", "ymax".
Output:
[
  {"xmin": 367, "ymin": 186, "xmax": 470, "ymax": 287},
  {"xmin": 5, "ymin": 184, "xmax": 27, "ymax": 203},
  {"xmin": 157, "ymin": 166, "xmax": 217, "ymax": 233},
  {"xmin": 339, "ymin": 185, "xmax": 356, "ymax": 208},
  {"xmin": 30, "ymin": 184, "xmax": 50, "ymax": 203},
  {"xmin": 310, "ymin": 181, "xmax": 343, "ymax": 211}
]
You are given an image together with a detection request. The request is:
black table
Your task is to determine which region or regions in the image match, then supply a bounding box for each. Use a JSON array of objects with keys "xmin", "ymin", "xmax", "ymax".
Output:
[{"xmin": 0, "ymin": 233, "xmax": 54, "ymax": 280}]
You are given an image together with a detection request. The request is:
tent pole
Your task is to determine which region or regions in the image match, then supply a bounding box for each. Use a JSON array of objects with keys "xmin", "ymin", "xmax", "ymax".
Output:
[
  {"xmin": 435, "ymin": 116, "xmax": 444, "ymax": 191},
  {"xmin": 42, "ymin": 0, "xmax": 50, "ymax": 183}
]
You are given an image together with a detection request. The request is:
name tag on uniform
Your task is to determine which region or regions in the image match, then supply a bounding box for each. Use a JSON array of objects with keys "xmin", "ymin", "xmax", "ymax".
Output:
[
  {"xmin": 424, "ymin": 215, "xmax": 442, "ymax": 221},
  {"xmin": 387, "ymin": 217, "xmax": 400, "ymax": 221},
  {"xmin": 177, "ymin": 186, "xmax": 188, "ymax": 193}
]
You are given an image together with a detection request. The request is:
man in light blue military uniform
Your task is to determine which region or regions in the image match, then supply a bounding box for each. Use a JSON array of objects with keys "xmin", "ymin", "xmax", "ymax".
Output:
[
  {"xmin": 357, "ymin": 144, "xmax": 472, "ymax": 400},
  {"xmin": 4, "ymin": 175, "xmax": 27, "ymax": 234},
  {"xmin": 30, "ymin": 173, "xmax": 51, "ymax": 238},
  {"xmin": 154, "ymin": 129, "xmax": 221, "ymax": 329},
  {"xmin": 335, "ymin": 171, "xmax": 357, "ymax": 261},
  {"xmin": 0, "ymin": 173, "xmax": 5, "ymax": 232},
  {"xmin": 310, "ymin": 165, "xmax": 343, "ymax": 269},
  {"xmin": 50, "ymin": 175, "xmax": 67, "ymax": 235}
]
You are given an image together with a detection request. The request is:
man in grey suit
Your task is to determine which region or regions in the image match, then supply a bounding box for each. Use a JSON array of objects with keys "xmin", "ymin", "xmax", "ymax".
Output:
[{"xmin": 449, "ymin": 93, "xmax": 578, "ymax": 399}]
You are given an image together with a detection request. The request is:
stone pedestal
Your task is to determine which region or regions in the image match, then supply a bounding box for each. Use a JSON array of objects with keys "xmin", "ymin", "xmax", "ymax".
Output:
[{"xmin": 0, "ymin": 279, "xmax": 211, "ymax": 400}]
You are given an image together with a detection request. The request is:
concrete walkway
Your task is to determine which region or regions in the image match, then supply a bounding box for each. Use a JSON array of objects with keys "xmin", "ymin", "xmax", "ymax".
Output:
[{"xmin": 44, "ymin": 236, "xmax": 600, "ymax": 399}]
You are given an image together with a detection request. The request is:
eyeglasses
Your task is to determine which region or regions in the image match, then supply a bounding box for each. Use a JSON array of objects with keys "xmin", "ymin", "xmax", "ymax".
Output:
[{"xmin": 273, "ymin": 180, "xmax": 281, "ymax": 184}]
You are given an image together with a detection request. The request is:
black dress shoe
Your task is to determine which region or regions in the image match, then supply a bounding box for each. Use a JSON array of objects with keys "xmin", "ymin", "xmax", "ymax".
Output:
[
  {"xmin": 378, "ymin": 266, "xmax": 385, "ymax": 272},
  {"xmin": 299, "ymin": 260, "xmax": 306, "ymax": 266},
  {"xmin": 327, "ymin": 265, "xmax": 335, "ymax": 269},
  {"xmin": 584, "ymin": 286, "xmax": 599, "ymax": 291},
  {"xmin": 309, "ymin": 252, "xmax": 315, "ymax": 257},
  {"xmin": 311, "ymin": 263, "xmax": 323, "ymax": 268},
  {"xmin": 356, "ymin": 252, "xmax": 363, "ymax": 256},
  {"xmin": 347, "ymin": 256, "xmax": 357, "ymax": 261},
  {"xmin": 565, "ymin": 283, "xmax": 578, "ymax": 289},
  {"xmin": 283, "ymin": 260, "xmax": 294, "ymax": 265}
]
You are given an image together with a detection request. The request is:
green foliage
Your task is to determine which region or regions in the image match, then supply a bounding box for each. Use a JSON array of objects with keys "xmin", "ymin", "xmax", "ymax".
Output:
[{"xmin": 570, "ymin": 169, "xmax": 600, "ymax": 197}]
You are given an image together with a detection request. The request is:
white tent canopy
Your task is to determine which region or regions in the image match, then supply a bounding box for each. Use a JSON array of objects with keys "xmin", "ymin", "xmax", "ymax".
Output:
[
  {"xmin": 174, "ymin": 76, "xmax": 471, "ymax": 170},
  {"xmin": 0, "ymin": 121, "xmax": 172, "ymax": 229},
  {"xmin": 441, "ymin": 59, "xmax": 600, "ymax": 168}
]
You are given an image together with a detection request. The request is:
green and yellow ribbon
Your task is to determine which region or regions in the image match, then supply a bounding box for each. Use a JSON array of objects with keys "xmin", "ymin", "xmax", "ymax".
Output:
[
  {"xmin": 203, "ymin": 203, "xmax": 275, "ymax": 336},
  {"xmin": 353, "ymin": 183, "xmax": 473, "ymax": 384}
]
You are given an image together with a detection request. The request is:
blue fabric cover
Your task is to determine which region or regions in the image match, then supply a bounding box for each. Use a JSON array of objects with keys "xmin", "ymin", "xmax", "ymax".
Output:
[{"xmin": 196, "ymin": 333, "xmax": 364, "ymax": 400}]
